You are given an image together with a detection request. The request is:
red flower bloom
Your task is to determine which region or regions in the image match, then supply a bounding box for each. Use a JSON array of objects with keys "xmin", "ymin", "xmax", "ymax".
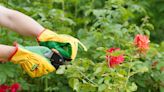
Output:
[
  {"xmin": 106, "ymin": 48, "xmax": 120, "ymax": 53},
  {"xmin": 0, "ymin": 84, "xmax": 10, "ymax": 92},
  {"xmin": 0, "ymin": 83, "xmax": 21, "ymax": 92},
  {"xmin": 10, "ymin": 83, "xmax": 20, "ymax": 92},
  {"xmin": 134, "ymin": 34, "xmax": 150, "ymax": 53},
  {"xmin": 106, "ymin": 48, "xmax": 124, "ymax": 68}
]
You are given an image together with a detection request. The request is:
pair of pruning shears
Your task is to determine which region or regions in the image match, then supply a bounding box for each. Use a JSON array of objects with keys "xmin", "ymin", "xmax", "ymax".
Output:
[{"xmin": 44, "ymin": 49, "xmax": 71, "ymax": 69}]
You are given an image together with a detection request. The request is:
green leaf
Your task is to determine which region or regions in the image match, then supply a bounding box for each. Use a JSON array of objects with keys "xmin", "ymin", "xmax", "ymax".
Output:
[
  {"xmin": 0, "ymin": 72, "xmax": 7, "ymax": 84},
  {"xmin": 139, "ymin": 66, "xmax": 149, "ymax": 73},
  {"xmin": 68, "ymin": 78, "xmax": 79, "ymax": 91},
  {"xmin": 56, "ymin": 65, "xmax": 66, "ymax": 74},
  {"xmin": 94, "ymin": 67, "xmax": 103, "ymax": 75},
  {"xmin": 93, "ymin": 9, "xmax": 107, "ymax": 18},
  {"xmin": 128, "ymin": 83, "xmax": 138, "ymax": 91},
  {"xmin": 79, "ymin": 83, "xmax": 97, "ymax": 92},
  {"xmin": 54, "ymin": 0, "xmax": 64, "ymax": 3},
  {"xmin": 98, "ymin": 84, "xmax": 107, "ymax": 92},
  {"xmin": 160, "ymin": 86, "xmax": 164, "ymax": 92}
]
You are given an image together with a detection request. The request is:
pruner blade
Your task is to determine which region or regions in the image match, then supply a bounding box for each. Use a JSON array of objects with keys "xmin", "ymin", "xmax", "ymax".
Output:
[{"xmin": 44, "ymin": 49, "xmax": 71, "ymax": 69}]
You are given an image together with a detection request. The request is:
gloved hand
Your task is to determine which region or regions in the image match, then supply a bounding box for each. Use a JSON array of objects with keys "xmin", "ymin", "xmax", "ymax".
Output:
[
  {"xmin": 9, "ymin": 43, "xmax": 55, "ymax": 78},
  {"xmin": 37, "ymin": 29, "xmax": 87, "ymax": 60}
]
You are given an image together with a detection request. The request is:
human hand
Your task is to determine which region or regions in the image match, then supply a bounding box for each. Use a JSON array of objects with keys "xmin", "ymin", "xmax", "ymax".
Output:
[
  {"xmin": 9, "ymin": 43, "xmax": 55, "ymax": 78},
  {"xmin": 37, "ymin": 29, "xmax": 87, "ymax": 60}
]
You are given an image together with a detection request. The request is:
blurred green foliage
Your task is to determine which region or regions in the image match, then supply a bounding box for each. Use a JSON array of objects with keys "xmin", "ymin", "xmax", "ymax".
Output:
[
  {"xmin": 0, "ymin": 0, "xmax": 164, "ymax": 92},
  {"xmin": 137, "ymin": 0, "xmax": 164, "ymax": 43}
]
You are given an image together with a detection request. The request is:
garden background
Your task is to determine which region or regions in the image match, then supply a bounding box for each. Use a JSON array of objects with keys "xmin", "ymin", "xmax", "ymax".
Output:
[{"xmin": 0, "ymin": 0, "xmax": 164, "ymax": 92}]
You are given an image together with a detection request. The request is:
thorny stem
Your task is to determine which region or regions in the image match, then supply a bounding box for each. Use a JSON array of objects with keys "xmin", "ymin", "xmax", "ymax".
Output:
[
  {"xmin": 45, "ymin": 76, "xmax": 48, "ymax": 92},
  {"xmin": 76, "ymin": 67, "xmax": 97, "ymax": 86},
  {"xmin": 74, "ymin": 1, "xmax": 78, "ymax": 18},
  {"xmin": 124, "ymin": 58, "xmax": 133, "ymax": 91},
  {"xmin": 62, "ymin": 1, "xmax": 65, "ymax": 17},
  {"xmin": 91, "ymin": 0, "xmax": 95, "ymax": 8}
]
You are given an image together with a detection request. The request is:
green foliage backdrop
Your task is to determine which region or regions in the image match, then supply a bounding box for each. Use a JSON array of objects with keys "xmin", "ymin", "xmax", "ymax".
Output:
[{"xmin": 0, "ymin": 0, "xmax": 164, "ymax": 92}]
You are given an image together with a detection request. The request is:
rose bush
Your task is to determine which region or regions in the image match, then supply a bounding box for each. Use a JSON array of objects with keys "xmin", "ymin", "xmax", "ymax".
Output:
[{"xmin": 0, "ymin": 0, "xmax": 164, "ymax": 92}]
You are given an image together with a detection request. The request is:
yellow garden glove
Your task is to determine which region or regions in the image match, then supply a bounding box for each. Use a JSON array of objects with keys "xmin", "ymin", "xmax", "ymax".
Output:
[
  {"xmin": 37, "ymin": 29, "xmax": 87, "ymax": 60},
  {"xmin": 8, "ymin": 43, "xmax": 55, "ymax": 78}
]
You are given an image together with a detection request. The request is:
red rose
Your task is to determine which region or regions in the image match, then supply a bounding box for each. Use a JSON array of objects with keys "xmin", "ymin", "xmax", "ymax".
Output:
[
  {"xmin": 134, "ymin": 34, "xmax": 150, "ymax": 53},
  {"xmin": 106, "ymin": 48, "xmax": 120, "ymax": 53},
  {"xmin": 10, "ymin": 83, "xmax": 20, "ymax": 92},
  {"xmin": 0, "ymin": 84, "xmax": 10, "ymax": 92},
  {"xmin": 106, "ymin": 48, "xmax": 124, "ymax": 67},
  {"xmin": 0, "ymin": 83, "xmax": 20, "ymax": 92}
]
